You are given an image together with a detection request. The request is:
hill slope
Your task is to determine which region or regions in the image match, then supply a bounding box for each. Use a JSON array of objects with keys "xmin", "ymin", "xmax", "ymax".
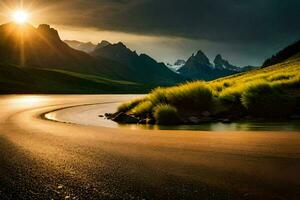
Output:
[
  {"xmin": 0, "ymin": 63, "xmax": 144, "ymax": 94},
  {"xmin": 263, "ymin": 40, "xmax": 300, "ymax": 67},
  {"xmin": 116, "ymin": 50, "xmax": 300, "ymax": 124}
]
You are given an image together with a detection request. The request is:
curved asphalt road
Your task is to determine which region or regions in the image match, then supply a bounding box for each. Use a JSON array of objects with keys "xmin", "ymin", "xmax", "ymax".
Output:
[{"xmin": 0, "ymin": 95, "xmax": 300, "ymax": 200}]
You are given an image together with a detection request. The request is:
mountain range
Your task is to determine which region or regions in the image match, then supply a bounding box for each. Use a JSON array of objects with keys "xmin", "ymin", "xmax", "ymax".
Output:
[
  {"xmin": 0, "ymin": 23, "xmax": 184, "ymax": 93},
  {"xmin": 68, "ymin": 39, "xmax": 256, "ymax": 81},
  {"xmin": 2, "ymin": 22, "xmax": 291, "ymax": 94},
  {"xmin": 176, "ymin": 51, "xmax": 256, "ymax": 80}
]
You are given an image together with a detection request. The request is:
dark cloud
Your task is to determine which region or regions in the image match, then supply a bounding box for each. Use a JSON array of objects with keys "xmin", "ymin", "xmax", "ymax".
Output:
[{"xmin": 40, "ymin": 0, "xmax": 300, "ymax": 43}]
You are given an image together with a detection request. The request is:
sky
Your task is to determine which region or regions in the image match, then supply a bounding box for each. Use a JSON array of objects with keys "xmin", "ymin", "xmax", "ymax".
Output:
[{"xmin": 0, "ymin": 0, "xmax": 299, "ymax": 66}]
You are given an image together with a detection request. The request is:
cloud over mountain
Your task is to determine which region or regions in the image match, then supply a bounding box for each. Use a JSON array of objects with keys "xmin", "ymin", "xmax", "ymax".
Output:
[{"xmin": 1, "ymin": 0, "xmax": 299, "ymax": 66}]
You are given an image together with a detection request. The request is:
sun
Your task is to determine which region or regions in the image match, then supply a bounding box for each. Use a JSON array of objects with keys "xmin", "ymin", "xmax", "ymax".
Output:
[{"xmin": 12, "ymin": 10, "xmax": 29, "ymax": 24}]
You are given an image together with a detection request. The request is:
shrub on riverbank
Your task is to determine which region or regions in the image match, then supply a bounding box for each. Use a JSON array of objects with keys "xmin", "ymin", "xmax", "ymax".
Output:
[
  {"xmin": 166, "ymin": 82, "xmax": 213, "ymax": 111},
  {"xmin": 153, "ymin": 104, "xmax": 181, "ymax": 125},
  {"xmin": 241, "ymin": 81, "xmax": 295, "ymax": 118},
  {"xmin": 143, "ymin": 82, "xmax": 213, "ymax": 111},
  {"xmin": 219, "ymin": 87, "xmax": 242, "ymax": 105}
]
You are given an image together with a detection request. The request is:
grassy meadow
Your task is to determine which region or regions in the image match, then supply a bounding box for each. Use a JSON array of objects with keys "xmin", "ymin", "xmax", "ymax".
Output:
[{"xmin": 116, "ymin": 56, "xmax": 300, "ymax": 124}]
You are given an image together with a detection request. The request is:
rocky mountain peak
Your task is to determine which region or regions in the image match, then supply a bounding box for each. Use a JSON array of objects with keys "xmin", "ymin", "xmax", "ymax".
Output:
[
  {"xmin": 37, "ymin": 24, "xmax": 60, "ymax": 40},
  {"xmin": 214, "ymin": 54, "xmax": 223, "ymax": 61},
  {"xmin": 214, "ymin": 54, "xmax": 227, "ymax": 66},
  {"xmin": 115, "ymin": 42, "xmax": 127, "ymax": 48},
  {"xmin": 176, "ymin": 50, "xmax": 251, "ymax": 80},
  {"xmin": 195, "ymin": 50, "xmax": 206, "ymax": 56},
  {"xmin": 213, "ymin": 54, "xmax": 240, "ymax": 71},
  {"xmin": 185, "ymin": 50, "xmax": 211, "ymax": 67}
]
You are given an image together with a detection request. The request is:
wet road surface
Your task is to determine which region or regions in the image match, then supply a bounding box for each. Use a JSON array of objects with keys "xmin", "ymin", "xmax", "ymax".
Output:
[{"xmin": 0, "ymin": 95, "xmax": 300, "ymax": 200}]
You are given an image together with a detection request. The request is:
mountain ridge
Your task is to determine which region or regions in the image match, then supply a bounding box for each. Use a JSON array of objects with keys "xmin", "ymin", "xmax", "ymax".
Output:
[{"xmin": 90, "ymin": 41, "xmax": 185, "ymax": 85}]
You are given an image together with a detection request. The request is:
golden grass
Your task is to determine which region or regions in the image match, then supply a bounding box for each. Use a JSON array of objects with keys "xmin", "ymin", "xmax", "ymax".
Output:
[
  {"xmin": 117, "ymin": 98, "xmax": 143, "ymax": 112},
  {"xmin": 129, "ymin": 100, "xmax": 153, "ymax": 116}
]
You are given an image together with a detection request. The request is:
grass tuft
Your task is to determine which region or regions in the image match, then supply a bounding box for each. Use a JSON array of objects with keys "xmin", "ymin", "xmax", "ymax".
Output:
[
  {"xmin": 147, "ymin": 87, "xmax": 168, "ymax": 104},
  {"xmin": 117, "ymin": 98, "xmax": 143, "ymax": 113},
  {"xmin": 166, "ymin": 81, "xmax": 213, "ymax": 111},
  {"xmin": 129, "ymin": 100, "xmax": 153, "ymax": 117},
  {"xmin": 153, "ymin": 104, "xmax": 181, "ymax": 125}
]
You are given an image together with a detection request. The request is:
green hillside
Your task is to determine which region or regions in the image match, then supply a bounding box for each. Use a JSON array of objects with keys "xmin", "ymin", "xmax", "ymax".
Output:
[
  {"xmin": 116, "ymin": 54, "xmax": 300, "ymax": 124},
  {"xmin": 0, "ymin": 63, "xmax": 146, "ymax": 94}
]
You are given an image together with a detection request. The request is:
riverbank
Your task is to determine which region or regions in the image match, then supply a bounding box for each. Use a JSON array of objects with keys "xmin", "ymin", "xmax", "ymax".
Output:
[{"xmin": 111, "ymin": 56, "xmax": 300, "ymax": 126}]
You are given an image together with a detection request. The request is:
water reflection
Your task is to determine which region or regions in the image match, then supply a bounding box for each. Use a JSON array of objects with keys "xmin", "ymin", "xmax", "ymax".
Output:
[
  {"xmin": 42, "ymin": 98, "xmax": 300, "ymax": 132},
  {"xmin": 118, "ymin": 121, "xmax": 300, "ymax": 132}
]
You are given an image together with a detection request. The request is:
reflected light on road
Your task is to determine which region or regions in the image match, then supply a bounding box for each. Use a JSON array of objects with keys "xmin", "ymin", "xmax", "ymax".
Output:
[{"xmin": 9, "ymin": 95, "xmax": 47, "ymax": 107}]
